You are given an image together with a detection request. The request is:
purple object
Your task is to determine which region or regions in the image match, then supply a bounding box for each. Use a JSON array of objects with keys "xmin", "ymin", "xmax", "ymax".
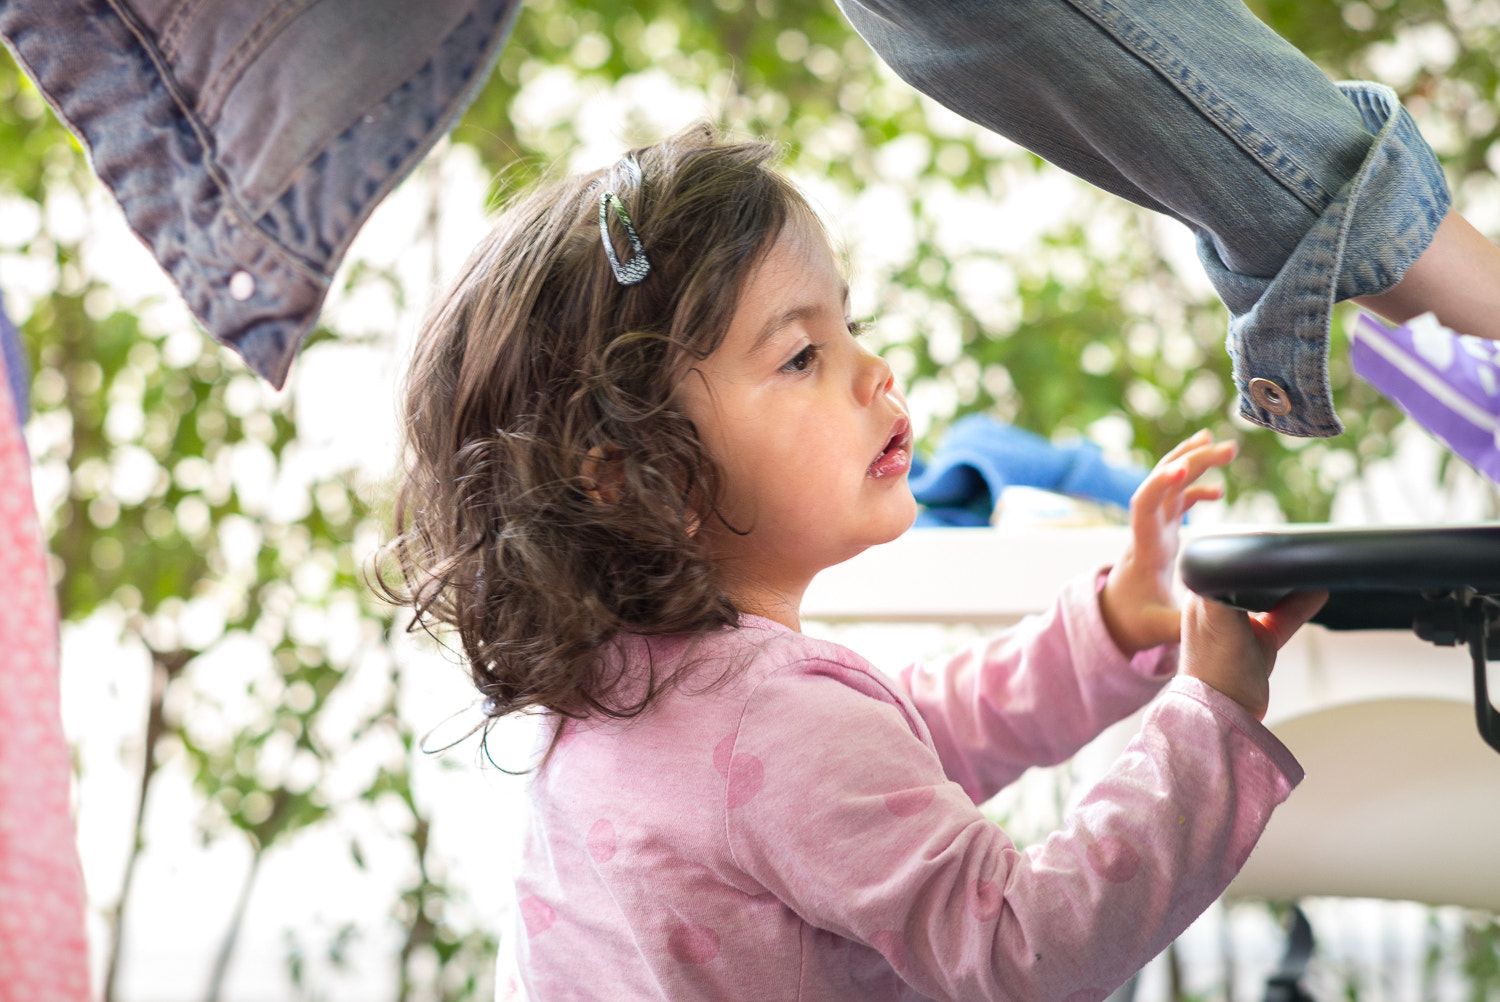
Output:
[{"xmin": 1349, "ymin": 312, "xmax": 1500, "ymax": 483}]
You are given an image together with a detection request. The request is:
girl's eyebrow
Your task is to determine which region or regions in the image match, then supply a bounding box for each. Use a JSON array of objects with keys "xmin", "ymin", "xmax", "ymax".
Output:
[
  {"xmin": 750, "ymin": 283, "xmax": 850, "ymax": 355},
  {"xmin": 751, "ymin": 306, "xmax": 821, "ymax": 355}
]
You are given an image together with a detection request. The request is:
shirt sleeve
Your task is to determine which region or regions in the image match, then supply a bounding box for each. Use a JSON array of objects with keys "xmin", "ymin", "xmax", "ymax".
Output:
[
  {"xmin": 899, "ymin": 569, "xmax": 1177, "ymax": 803},
  {"xmin": 723, "ymin": 667, "xmax": 1302, "ymax": 1002}
]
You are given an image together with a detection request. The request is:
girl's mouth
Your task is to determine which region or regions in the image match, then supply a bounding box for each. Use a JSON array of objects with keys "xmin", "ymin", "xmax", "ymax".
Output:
[{"xmin": 868, "ymin": 417, "xmax": 912, "ymax": 479}]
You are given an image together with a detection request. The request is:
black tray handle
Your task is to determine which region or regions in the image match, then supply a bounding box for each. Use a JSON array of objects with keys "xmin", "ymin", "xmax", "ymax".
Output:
[{"xmin": 1467, "ymin": 600, "xmax": 1500, "ymax": 755}]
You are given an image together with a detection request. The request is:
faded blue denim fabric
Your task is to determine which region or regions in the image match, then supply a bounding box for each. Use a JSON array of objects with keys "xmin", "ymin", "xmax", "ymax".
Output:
[
  {"xmin": 837, "ymin": 0, "xmax": 1451, "ymax": 437},
  {"xmin": 0, "ymin": 0, "xmax": 520, "ymax": 389},
  {"xmin": 1203, "ymin": 84, "xmax": 1448, "ymax": 436}
]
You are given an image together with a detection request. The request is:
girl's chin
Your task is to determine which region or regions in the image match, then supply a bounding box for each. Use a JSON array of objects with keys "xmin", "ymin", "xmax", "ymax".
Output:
[
  {"xmin": 887, "ymin": 494, "xmax": 920, "ymax": 535},
  {"xmin": 849, "ymin": 503, "xmax": 922, "ymax": 554}
]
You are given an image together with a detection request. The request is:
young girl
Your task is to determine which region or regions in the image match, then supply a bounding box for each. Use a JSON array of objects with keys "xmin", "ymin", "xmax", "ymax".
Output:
[{"xmin": 382, "ymin": 124, "xmax": 1325, "ymax": 1001}]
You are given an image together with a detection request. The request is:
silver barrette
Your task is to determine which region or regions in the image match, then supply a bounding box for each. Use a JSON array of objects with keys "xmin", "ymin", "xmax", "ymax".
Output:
[{"xmin": 598, "ymin": 158, "xmax": 651, "ymax": 286}]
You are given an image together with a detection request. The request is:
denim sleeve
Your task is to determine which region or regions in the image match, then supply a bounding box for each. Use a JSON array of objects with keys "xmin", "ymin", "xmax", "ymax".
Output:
[
  {"xmin": 1, "ymin": 0, "xmax": 519, "ymax": 389},
  {"xmin": 837, "ymin": 0, "xmax": 1451, "ymax": 437}
]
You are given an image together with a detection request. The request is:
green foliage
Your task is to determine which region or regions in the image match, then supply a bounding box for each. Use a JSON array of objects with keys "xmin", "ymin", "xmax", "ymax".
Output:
[
  {"xmin": 1458, "ymin": 912, "xmax": 1500, "ymax": 1002},
  {"xmin": 5, "ymin": 0, "xmax": 1500, "ymax": 998},
  {"xmin": 0, "ymin": 62, "xmax": 86, "ymax": 197}
]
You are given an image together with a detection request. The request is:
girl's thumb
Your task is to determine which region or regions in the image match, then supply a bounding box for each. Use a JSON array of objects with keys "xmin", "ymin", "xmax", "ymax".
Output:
[{"xmin": 1250, "ymin": 590, "xmax": 1328, "ymax": 652}]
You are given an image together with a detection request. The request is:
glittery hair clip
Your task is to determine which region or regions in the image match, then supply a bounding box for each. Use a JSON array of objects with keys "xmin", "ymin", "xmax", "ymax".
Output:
[{"xmin": 598, "ymin": 156, "xmax": 651, "ymax": 286}]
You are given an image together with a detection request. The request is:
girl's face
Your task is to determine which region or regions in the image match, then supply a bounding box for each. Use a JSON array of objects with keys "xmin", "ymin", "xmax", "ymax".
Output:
[{"xmin": 678, "ymin": 219, "xmax": 916, "ymax": 621}]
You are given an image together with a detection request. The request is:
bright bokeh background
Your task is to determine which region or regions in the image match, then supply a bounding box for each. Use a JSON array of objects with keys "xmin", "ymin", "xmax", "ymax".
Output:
[{"xmin": 4, "ymin": 0, "xmax": 1500, "ymax": 998}]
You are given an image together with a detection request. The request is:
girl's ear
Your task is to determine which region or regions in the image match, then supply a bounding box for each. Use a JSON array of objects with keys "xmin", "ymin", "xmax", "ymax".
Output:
[
  {"xmin": 583, "ymin": 444, "xmax": 703, "ymax": 537},
  {"xmin": 581, "ymin": 445, "xmax": 626, "ymax": 505}
]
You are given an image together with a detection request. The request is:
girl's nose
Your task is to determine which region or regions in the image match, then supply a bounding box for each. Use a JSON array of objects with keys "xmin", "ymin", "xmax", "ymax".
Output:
[{"xmin": 855, "ymin": 346, "xmax": 895, "ymax": 406}]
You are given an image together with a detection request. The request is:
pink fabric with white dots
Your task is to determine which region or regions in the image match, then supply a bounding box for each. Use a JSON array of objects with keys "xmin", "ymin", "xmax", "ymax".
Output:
[
  {"xmin": 0, "ymin": 355, "xmax": 91, "ymax": 1001},
  {"xmin": 504, "ymin": 572, "xmax": 1302, "ymax": 1001}
]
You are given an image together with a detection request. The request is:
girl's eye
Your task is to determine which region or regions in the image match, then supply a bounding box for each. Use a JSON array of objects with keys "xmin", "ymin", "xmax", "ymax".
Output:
[
  {"xmin": 847, "ymin": 319, "xmax": 871, "ymax": 337},
  {"xmin": 781, "ymin": 344, "xmax": 820, "ymax": 373}
]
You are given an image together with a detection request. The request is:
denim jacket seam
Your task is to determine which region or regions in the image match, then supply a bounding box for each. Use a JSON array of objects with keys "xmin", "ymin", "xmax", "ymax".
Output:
[
  {"xmin": 1339, "ymin": 85, "xmax": 1453, "ymax": 295},
  {"xmin": 1061, "ymin": 0, "xmax": 1336, "ymax": 213},
  {"xmin": 198, "ymin": 0, "xmax": 321, "ymax": 127},
  {"xmin": 155, "ymin": 0, "xmax": 205, "ymax": 63},
  {"xmin": 217, "ymin": 0, "xmax": 513, "ymax": 241},
  {"xmin": 98, "ymin": 0, "xmax": 326, "ymax": 281},
  {"xmin": 303, "ymin": 0, "xmax": 518, "ymax": 270}
]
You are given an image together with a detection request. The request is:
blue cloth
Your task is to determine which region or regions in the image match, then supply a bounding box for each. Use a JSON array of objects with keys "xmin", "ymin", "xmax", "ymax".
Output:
[
  {"xmin": 0, "ymin": 288, "xmax": 24, "ymax": 425},
  {"xmin": 0, "ymin": 0, "xmax": 519, "ymax": 389},
  {"xmin": 910, "ymin": 415, "xmax": 1146, "ymax": 527},
  {"xmin": 836, "ymin": 0, "xmax": 1450, "ymax": 437}
]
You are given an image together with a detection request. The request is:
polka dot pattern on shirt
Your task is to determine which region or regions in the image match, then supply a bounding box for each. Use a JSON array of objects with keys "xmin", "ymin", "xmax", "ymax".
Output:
[
  {"xmin": 1085, "ymin": 834, "xmax": 1141, "ymax": 884},
  {"xmin": 587, "ymin": 819, "xmax": 617, "ymax": 864},
  {"xmin": 725, "ymin": 755, "xmax": 764, "ymax": 808},
  {"xmin": 520, "ymin": 896, "xmax": 556, "ymax": 937},
  {"xmin": 0, "ymin": 349, "xmax": 90, "ymax": 1000},
  {"xmin": 713, "ymin": 733, "xmax": 764, "ymax": 808},
  {"xmin": 884, "ymin": 786, "xmax": 935, "ymax": 817},
  {"xmin": 667, "ymin": 922, "xmax": 721, "ymax": 964}
]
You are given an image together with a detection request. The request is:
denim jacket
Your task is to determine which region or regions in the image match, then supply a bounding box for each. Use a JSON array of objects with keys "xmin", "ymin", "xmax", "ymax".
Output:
[
  {"xmin": 0, "ymin": 0, "xmax": 520, "ymax": 389},
  {"xmin": 839, "ymin": 0, "xmax": 1451, "ymax": 437}
]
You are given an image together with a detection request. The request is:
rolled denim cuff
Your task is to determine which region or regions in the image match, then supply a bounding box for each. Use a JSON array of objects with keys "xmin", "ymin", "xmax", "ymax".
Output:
[{"xmin": 1198, "ymin": 82, "xmax": 1451, "ymax": 437}]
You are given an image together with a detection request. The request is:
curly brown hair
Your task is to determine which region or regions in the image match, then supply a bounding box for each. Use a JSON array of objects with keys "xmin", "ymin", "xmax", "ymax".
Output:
[{"xmin": 379, "ymin": 124, "xmax": 815, "ymax": 726}]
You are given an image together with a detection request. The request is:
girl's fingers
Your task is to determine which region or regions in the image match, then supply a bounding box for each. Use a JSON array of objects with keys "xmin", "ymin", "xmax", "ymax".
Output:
[
  {"xmin": 1158, "ymin": 429, "xmax": 1212, "ymax": 466},
  {"xmin": 1137, "ymin": 449, "xmax": 1229, "ymax": 512},
  {"xmin": 1174, "ymin": 441, "xmax": 1238, "ymax": 481},
  {"xmin": 1249, "ymin": 590, "xmax": 1328, "ymax": 652},
  {"xmin": 1149, "ymin": 446, "xmax": 1234, "ymax": 508},
  {"xmin": 1133, "ymin": 436, "xmax": 1234, "ymax": 526},
  {"xmin": 1181, "ymin": 483, "xmax": 1225, "ymax": 507},
  {"xmin": 1147, "ymin": 440, "xmax": 1234, "ymax": 490},
  {"xmin": 1131, "ymin": 464, "xmax": 1177, "ymax": 513}
]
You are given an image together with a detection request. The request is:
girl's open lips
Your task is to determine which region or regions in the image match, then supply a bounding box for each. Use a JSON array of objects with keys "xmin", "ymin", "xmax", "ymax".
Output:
[{"xmin": 868, "ymin": 416, "xmax": 913, "ymax": 479}]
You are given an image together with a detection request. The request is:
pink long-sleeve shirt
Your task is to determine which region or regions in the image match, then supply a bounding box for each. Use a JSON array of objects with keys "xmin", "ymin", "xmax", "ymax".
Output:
[{"xmin": 502, "ymin": 571, "xmax": 1303, "ymax": 1001}]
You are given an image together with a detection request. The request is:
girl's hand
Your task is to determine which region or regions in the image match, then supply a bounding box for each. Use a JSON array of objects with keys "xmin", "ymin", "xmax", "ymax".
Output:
[
  {"xmin": 1181, "ymin": 591, "xmax": 1327, "ymax": 719},
  {"xmin": 1099, "ymin": 430, "xmax": 1236, "ymax": 655}
]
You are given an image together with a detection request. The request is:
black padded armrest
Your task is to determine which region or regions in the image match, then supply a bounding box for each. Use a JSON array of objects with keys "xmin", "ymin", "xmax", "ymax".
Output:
[
  {"xmin": 1181, "ymin": 525, "xmax": 1500, "ymax": 630},
  {"xmin": 1181, "ymin": 525, "xmax": 1500, "ymax": 754}
]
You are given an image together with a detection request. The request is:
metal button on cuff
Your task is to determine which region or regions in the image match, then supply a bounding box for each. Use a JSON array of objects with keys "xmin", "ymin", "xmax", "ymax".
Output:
[
  {"xmin": 228, "ymin": 271, "xmax": 256, "ymax": 302},
  {"xmin": 1248, "ymin": 377, "xmax": 1293, "ymax": 415}
]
